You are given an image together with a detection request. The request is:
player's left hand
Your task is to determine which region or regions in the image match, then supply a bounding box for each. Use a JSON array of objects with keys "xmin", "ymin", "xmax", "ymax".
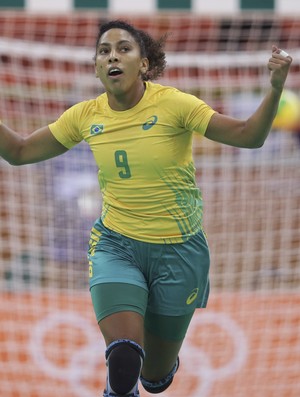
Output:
[{"xmin": 268, "ymin": 45, "xmax": 292, "ymax": 91}]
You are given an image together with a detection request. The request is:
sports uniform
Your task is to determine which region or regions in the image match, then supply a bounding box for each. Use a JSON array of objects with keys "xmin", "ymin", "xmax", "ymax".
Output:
[{"xmin": 49, "ymin": 81, "xmax": 215, "ymax": 337}]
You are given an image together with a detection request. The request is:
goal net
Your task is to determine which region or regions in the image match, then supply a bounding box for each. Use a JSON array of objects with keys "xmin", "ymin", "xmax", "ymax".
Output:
[{"xmin": 0, "ymin": 12, "xmax": 299, "ymax": 397}]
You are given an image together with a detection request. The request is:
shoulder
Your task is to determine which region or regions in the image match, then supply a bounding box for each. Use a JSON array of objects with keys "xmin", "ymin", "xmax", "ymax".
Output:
[
  {"xmin": 146, "ymin": 81, "xmax": 201, "ymax": 104},
  {"xmin": 146, "ymin": 81, "xmax": 182, "ymax": 96},
  {"xmin": 64, "ymin": 93, "xmax": 107, "ymax": 117},
  {"xmin": 75, "ymin": 94, "xmax": 106, "ymax": 110}
]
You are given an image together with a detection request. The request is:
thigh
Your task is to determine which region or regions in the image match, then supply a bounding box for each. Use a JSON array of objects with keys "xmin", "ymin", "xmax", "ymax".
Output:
[
  {"xmin": 99, "ymin": 310, "xmax": 145, "ymax": 347},
  {"xmin": 90, "ymin": 282, "xmax": 148, "ymax": 322},
  {"xmin": 146, "ymin": 229, "xmax": 210, "ymax": 317},
  {"xmin": 88, "ymin": 218, "xmax": 148, "ymax": 291},
  {"xmin": 88, "ymin": 220, "xmax": 148, "ymax": 291},
  {"xmin": 91, "ymin": 283, "xmax": 148, "ymax": 348},
  {"xmin": 88, "ymin": 220, "xmax": 149, "ymax": 345}
]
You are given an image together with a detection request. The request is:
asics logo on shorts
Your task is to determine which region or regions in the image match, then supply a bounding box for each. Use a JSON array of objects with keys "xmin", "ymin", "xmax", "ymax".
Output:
[{"xmin": 186, "ymin": 288, "xmax": 199, "ymax": 305}]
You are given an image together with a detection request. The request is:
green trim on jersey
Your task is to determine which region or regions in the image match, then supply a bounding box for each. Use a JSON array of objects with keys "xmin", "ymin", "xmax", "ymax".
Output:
[{"xmin": 49, "ymin": 82, "xmax": 215, "ymax": 243}]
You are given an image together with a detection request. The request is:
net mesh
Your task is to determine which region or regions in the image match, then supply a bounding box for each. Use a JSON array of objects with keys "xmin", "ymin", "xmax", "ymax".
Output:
[{"xmin": 0, "ymin": 12, "xmax": 299, "ymax": 397}]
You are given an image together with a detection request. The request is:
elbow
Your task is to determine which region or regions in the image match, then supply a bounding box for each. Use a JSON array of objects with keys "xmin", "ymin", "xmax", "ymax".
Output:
[
  {"xmin": 1, "ymin": 140, "xmax": 26, "ymax": 165},
  {"xmin": 6, "ymin": 146, "xmax": 28, "ymax": 166},
  {"xmin": 252, "ymin": 137, "xmax": 267, "ymax": 149},
  {"xmin": 5, "ymin": 157, "xmax": 20, "ymax": 166},
  {"xmin": 255, "ymin": 141, "xmax": 265, "ymax": 149},
  {"xmin": 243, "ymin": 134, "xmax": 267, "ymax": 149},
  {"xmin": 8, "ymin": 159, "xmax": 23, "ymax": 166},
  {"xmin": 5, "ymin": 153, "xmax": 25, "ymax": 166},
  {"xmin": 247, "ymin": 140, "xmax": 265, "ymax": 149}
]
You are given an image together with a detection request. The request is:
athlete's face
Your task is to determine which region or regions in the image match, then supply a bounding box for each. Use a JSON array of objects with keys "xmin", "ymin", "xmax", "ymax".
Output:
[{"xmin": 95, "ymin": 28, "xmax": 149, "ymax": 96}]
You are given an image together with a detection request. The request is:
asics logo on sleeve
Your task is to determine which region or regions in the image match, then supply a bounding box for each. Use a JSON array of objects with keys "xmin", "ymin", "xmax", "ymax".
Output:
[{"xmin": 142, "ymin": 115, "xmax": 158, "ymax": 130}]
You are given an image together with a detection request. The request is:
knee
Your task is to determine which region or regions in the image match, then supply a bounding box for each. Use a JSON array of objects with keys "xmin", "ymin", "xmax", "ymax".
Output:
[
  {"xmin": 140, "ymin": 357, "xmax": 180, "ymax": 394},
  {"xmin": 106, "ymin": 339, "xmax": 145, "ymax": 395}
]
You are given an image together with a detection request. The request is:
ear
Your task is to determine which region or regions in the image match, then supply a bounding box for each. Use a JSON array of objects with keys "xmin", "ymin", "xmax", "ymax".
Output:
[
  {"xmin": 94, "ymin": 63, "xmax": 99, "ymax": 78},
  {"xmin": 140, "ymin": 57, "xmax": 149, "ymax": 75}
]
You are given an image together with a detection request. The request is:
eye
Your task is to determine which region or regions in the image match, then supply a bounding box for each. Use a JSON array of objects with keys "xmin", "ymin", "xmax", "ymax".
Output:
[
  {"xmin": 120, "ymin": 46, "xmax": 130, "ymax": 52},
  {"xmin": 98, "ymin": 47, "xmax": 109, "ymax": 55}
]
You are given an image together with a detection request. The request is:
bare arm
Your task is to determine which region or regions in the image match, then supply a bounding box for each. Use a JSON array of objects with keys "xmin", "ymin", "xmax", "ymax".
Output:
[
  {"xmin": 0, "ymin": 123, "xmax": 68, "ymax": 165},
  {"xmin": 204, "ymin": 46, "xmax": 292, "ymax": 148}
]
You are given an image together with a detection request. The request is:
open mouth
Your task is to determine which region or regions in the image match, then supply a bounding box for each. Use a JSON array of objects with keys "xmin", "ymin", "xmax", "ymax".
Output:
[{"xmin": 108, "ymin": 67, "xmax": 123, "ymax": 77}]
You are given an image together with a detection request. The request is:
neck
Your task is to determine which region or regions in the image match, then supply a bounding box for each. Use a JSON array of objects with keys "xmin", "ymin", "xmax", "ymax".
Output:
[{"xmin": 107, "ymin": 81, "xmax": 146, "ymax": 111}]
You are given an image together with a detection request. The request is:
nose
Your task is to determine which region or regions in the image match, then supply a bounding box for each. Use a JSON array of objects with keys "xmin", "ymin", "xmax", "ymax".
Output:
[{"xmin": 109, "ymin": 49, "xmax": 119, "ymax": 63}]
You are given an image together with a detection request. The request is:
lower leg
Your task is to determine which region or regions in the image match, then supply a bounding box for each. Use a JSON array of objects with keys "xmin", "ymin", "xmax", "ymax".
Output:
[
  {"xmin": 140, "ymin": 330, "xmax": 182, "ymax": 393},
  {"xmin": 140, "ymin": 311, "xmax": 194, "ymax": 394},
  {"xmin": 140, "ymin": 356, "xmax": 180, "ymax": 394},
  {"xmin": 99, "ymin": 312, "xmax": 145, "ymax": 397},
  {"xmin": 141, "ymin": 331, "xmax": 182, "ymax": 381}
]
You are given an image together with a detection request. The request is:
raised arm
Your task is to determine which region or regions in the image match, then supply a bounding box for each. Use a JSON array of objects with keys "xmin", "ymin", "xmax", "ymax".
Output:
[
  {"xmin": 204, "ymin": 46, "xmax": 292, "ymax": 148},
  {"xmin": 0, "ymin": 122, "xmax": 68, "ymax": 165}
]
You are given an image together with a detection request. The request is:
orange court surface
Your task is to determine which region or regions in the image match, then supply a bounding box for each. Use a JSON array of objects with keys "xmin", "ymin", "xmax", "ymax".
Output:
[{"xmin": 0, "ymin": 291, "xmax": 299, "ymax": 397}]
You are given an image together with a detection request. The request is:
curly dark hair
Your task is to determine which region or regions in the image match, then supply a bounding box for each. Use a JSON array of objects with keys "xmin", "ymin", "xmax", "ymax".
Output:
[{"xmin": 94, "ymin": 20, "xmax": 167, "ymax": 81}]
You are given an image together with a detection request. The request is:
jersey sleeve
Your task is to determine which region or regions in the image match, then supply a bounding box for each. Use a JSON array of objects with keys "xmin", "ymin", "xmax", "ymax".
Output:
[
  {"xmin": 48, "ymin": 102, "xmax": 85, "ymax": 149},
  {"xmin": 175, "ymin": 90, "xmax": 217, "ymax": 136}
]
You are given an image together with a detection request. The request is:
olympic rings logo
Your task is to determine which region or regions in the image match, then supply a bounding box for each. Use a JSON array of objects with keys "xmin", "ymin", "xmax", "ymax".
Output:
[
  {"xmin": 177, "ymin": 312, "xmax": 248, "ymax": 397},
  {"xmin": 29, "ymin": 312, "xmax": 105, "ymax": 397},
  {"xmin": 29, "ymin": 311, "xmax": 248, "ymax": 397}
]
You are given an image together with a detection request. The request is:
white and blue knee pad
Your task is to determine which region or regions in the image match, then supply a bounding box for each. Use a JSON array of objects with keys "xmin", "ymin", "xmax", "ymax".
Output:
[
  {"xmin": 140, "ymin": 357, "xmax": 180, "ymax": 394},
  {"xmin": 103, "ymin": 339, "xmax": 145, "ymax": 397}
]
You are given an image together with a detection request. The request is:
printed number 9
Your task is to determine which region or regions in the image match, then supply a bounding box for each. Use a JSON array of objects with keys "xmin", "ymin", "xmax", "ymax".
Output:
[{"xmin": 115, "ymin": 150, "xmax": 131, "ymax": 179}]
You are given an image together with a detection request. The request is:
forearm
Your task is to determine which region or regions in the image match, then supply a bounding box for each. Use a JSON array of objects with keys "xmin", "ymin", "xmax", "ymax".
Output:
[
  {"xmin": 243, "ymin": 85, "xmax": 282, "ymax": 148},
  {"xmin": 205, "ymin": 86, "xmax": 282, "ymax": 149}
]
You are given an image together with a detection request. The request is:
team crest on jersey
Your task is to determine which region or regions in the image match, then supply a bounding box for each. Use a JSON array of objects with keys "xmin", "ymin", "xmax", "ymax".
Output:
[{"xmin": 90, "ymin": 124, "xmax": 104, "ymax": 135}]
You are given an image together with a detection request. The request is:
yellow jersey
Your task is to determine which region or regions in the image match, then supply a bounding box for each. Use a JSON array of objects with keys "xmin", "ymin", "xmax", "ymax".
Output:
[{"xmin": 49, "ymin": 81, "xmax": 216, "ymax": 243}]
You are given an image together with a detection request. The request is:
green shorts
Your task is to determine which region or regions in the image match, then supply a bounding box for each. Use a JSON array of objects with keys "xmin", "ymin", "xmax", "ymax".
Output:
[{"xmin": 88, "ymin": 218, "xmax": 210, "ymax": 321}]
